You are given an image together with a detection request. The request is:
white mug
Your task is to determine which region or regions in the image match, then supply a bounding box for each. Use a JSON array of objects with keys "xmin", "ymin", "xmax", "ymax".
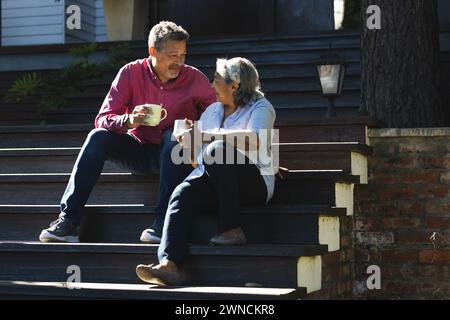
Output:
[
  {"xmin": 172, "ymin": 119, "xmax": 191, "ymax": 138},
  {"xmin": 141, "ymin": 104, "xmax": 167, "ymax": 126}
]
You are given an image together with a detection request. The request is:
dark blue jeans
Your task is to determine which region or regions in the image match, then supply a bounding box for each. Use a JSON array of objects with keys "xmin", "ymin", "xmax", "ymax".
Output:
[
  {"xmin": 158, "ymin": 140, "xmax": 268, "ymax": 265},
  {"xmin": 59, "ymin": 128, "xmax": 192, "ymax": 227}
]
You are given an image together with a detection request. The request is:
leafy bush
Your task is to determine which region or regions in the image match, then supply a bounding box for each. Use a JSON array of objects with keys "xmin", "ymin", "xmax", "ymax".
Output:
[
  {"xmin": 6, "ymin": 42, "xmax": 129, "ymax": 111},
  {"xmin": 6, "ymin": 72, "xmax": 41, "ymax": 102},
  {"xmin": 101, "ymin": 43, "xmax": 129, "ymax": 69},
  {"xmin": 68, "ymin": 42, "xmax": 99, "ymax": 64}
]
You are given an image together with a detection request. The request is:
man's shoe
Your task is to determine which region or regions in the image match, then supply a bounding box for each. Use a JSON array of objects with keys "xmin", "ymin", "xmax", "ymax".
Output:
[
  {"xmin": 136, "ymin": 264, "xmax": 185, "ymax": 286},
  {"xmin": 140, "ymin": 223, "xmax": 162, "ymax": 244},
  {"xmin": 210, "ymin": 228, "xmax": 247, "ymax": 245},
  {"xmin": 39, "ymin": 217, "xmax": 79, "ymax": 243}
]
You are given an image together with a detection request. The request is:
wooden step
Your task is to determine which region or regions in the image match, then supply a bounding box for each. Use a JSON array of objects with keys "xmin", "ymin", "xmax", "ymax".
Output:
[
  {"xmin": 76, "ymin": 62, "xmax": 361, "ymax": 91},
  {"xmin": 184, "ymin": 30, "xmax": 358, "ymax": 45},
  {"xmin": 0, "ymin": 91, "xmax": 360, "ymax": 125},
  {"xmin": 0, "ymin": 171, "xmax": 356, "ymax": 209},
  {"xmin": 186, "ymin": 40, "xmax": 360, "ymax": 55},
  {"xmin": 0, "ymin": 147, "xmax": 123, "ymax": 173},
  {"xmin": 276, "ymin": 118, "xmax": 375, "ymax": 144},
  {"xmin": 0, "ymin": 143, "xmax": 371, "ymax": 178},
  {"xmin": 0, "ymin": 280, "xmax": 305, "ymax": 300},
  {"xmin": 0, "ymin": 173, "xmax": 159, "ymax": 205},
  {"xmin": 0, "ymin": 32, "xmax": 359, "ymax": 64},
  {"xmin": 55, "ymin": 95, "xmax": 360, "ymax": 112},
  {"xmin": 0, "ymin": 64, "xmax": 361, "ymax": 106},
  {"xmin": 168, "ymin": 48, "xmax": 360, "ymax": 67},
  {"xmin": 0, "ymin": 118, "xmax": 375, "ymax": 148},
  {"xmin": 0, "ymin": 204, "xmax": 346, "ymax": 248},
  {"xmin": 0, "ymin": 68, "xmax": 360, "ymax": 98},
  {"xmin": 276, "ymin": 142, "xmax": 371, "ymax": 184},
  {"xmin": 0, "ymin": 241, "xmax": 326, "ymax": 290},
  {"xmin": 57, "ymin": 79, "xmax": 359, "ymax": 100},
  {"xmin": 0, "ymin": 124, "xmax": 93, "ymax": 148},
  {"xmin": 86, "ymin": 33, "xmax": 361, "ymax": 65},
  {"xmin": 0, "ymin": 55, "xmax": 360, "ymax": 90},
  {"xmin": 76, "ymin": 73, "xmax": 360, "ymax": 93},
  {"xmin": 40, "ymin": 97, "xmax": 361, "ymax": 125},
  {"xmin": 273, "ymin": 170, "xmax": 357, "ymax": 215}
]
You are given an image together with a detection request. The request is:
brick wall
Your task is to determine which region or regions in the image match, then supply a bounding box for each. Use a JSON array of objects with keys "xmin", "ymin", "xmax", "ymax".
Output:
[{"xmin": 354, "ymin": 128, "xmax": 450, "ymax": 299}]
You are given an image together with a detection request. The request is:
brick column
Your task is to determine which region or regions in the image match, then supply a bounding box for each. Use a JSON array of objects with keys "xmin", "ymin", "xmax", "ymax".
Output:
[{"xmin": 354, "ymin": 128, "xmax": 450, "ymax": 299}]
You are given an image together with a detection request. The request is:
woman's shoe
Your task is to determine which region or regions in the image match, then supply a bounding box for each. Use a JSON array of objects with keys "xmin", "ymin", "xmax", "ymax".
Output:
[
  {"xmin": 209, "ymin": 228, "xmax": 247, "ymax": 245},
  {"xmin": 136, "ymin": 264, "xmax": 185, "ymax": 286}
]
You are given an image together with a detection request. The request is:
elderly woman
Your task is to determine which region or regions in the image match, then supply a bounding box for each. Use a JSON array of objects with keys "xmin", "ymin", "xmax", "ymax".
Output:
[{"xmin": 136, "ymin": 57, "xmax": 276, "ymax": 285}]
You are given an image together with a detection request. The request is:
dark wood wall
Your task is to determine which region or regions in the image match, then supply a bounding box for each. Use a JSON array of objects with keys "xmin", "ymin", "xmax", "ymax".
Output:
[
  {"xmin": 150, "ymin": 0, "xmax": 336, "ymax": 36},
  {"xmin": 155, "ymin": 0, "xmax": 275, "ymax": 36}
]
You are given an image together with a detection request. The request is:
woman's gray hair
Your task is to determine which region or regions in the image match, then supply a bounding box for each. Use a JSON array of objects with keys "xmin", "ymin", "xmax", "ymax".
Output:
[
  {"xmin": 216, "ymin": 57, "xmax": 264, "ymax": 106},
  {"xmin": 148, "ymin": 21, "xmax": 189, "ymax": 51}
]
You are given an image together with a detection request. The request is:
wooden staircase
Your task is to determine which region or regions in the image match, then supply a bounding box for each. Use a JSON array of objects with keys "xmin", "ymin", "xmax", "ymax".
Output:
[
  {"xmin": 0, "ymin": 31, "xmax": 374, "ymax": 299},
  {"xmin": 0, "ymin": 31, "xmax": 360, "ymax": 125}
]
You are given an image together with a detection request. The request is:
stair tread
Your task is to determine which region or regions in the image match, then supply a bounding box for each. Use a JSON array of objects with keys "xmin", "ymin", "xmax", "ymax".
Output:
[
  {"xmin": 275, "ymin": 142, "xmax": 372, "ymax": 155},
  {"xmin": 76, "ymin": 69, "xmax": 359, "ymax": 86},
  {"xmin": 0, "ymin": 170, "xmax": 360, "ymax": 184},
  {"xmin": 0, "ymin": 60, "xmax": 360, "ymax": 87},
  {"xmin": 0, "ymin": 280, "xmax": 305, "ymax": 299},
  {"xmin": 278, "ymin": 170, "xmax": 360, "ymax": 183},
  {"xmin": 0, "ymin": 116, "xmax": 376, "ymax": 133},
  {"xmin": 0, "ymin": 142, "xmax": 372, "ymax": 156},
  {"xmin": 0, "ymin": 123, "xmax": 93, "ymax": 133},
  {"xmin": 56, "ymin": 83, "xmax": 359, "ymax": 99},
  {"xmin": 0, "ymin": 241, "xmax": 328, "ymax": 257},
  {"xmin": 187, "ymin": 41, "xmax": 359, "ymax": 52},
  {"xmin": 36, "ymin": 100, "xmax": 362, "ymax": 114},
  {"xmin": 0, "ymin": 172, "xmax": 158, "ymax": 182},
  {"xmin": 0, "ymin": 204, "xmax": 347, "ymax": 216}
]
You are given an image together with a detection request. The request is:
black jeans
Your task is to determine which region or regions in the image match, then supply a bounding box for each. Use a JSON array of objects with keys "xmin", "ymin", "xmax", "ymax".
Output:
[
  {"xmin": 59, "ymin": 128, "xmax": 192, "ymax": 226},
  {"xmin": 158, "ymin": 140, "xmax": 268, "ymax": 265}
]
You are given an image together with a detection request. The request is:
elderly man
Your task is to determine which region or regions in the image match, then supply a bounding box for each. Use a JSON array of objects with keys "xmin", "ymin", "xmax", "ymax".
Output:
[{"xmin": 39, "ymin": 21, "xmax": 215, "ymax": 244}]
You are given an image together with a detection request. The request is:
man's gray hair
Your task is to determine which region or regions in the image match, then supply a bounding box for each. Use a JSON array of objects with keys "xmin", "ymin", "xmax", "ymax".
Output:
[
  {"xmin": 148, "ymin": 21, "xmax": 189, "ymax": 50},
  {"xmin": 216, "ymin": 57, "xmax": 264, "ymax": 106}
]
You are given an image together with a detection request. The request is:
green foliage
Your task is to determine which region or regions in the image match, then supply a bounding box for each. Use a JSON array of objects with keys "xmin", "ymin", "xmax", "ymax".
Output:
[
  {"xmin": 6, "ymin": 72, "xmax": 41, "ymax": 102},
  {"xmin": 68, "ymin": 42, "xmax": 99, "ymax": 64},
  {"xmin": 101, "ymin": 43, "xmax": 129, "ymax": 69},
  {"xmin": 5, "ymin": 42, "xmax": 129, "ymax": 112}
]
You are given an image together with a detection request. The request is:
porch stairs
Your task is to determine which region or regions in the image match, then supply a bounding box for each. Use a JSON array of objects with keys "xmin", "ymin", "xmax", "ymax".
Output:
[{"xmin": 0, "ymin": 31, "xmax": 374, "ymax": 299}]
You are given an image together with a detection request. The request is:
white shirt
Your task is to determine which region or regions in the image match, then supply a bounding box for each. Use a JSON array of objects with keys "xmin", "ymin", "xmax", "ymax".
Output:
[{"xmin": 186, "ymin": 97, "xmax": 277, "ymax": 202}]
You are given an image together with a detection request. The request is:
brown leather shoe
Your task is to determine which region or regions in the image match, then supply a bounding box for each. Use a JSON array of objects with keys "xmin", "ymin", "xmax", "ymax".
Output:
[
  {"xmin": 209, "ymin": 228, "xmax": 247, "ymax": 245},
  {"xmin": 136, "ymin": 264, "xmax": 185, "ymax": 286}
]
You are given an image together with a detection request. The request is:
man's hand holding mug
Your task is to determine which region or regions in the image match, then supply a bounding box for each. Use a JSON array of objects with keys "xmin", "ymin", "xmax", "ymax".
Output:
[{"xmin": 125, "ymin": 104, "xmax": 167, "ymax": 128}]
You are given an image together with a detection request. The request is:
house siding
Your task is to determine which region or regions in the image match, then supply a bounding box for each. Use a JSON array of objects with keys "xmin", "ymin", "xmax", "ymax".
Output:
[
  {"xmin": 1, "ymin": 0, "xmax": 65, "ymax": 46},
  {"xmin": 1, "ymin": 0, "xmax": 106, "ymax": 46}
]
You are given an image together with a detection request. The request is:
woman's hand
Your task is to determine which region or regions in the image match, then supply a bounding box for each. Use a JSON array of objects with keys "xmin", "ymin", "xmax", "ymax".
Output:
[
  {"xmin": 175, "ymin": 118, "xmax": 194, "ymax": 145},
  {"xmin": 184, "ymin": 118, "xmax": 193, "ymax": 129},
  {"xmin": 177, "ymin": 119, "xmax": 200, "ymax": 147},
  {"xmin": 176, "ymin": 120, "xmax": 202, "ymax": 168},
  {"xmin": 177, "ymin": 127, "xmax": 192, "ymax": 147}
]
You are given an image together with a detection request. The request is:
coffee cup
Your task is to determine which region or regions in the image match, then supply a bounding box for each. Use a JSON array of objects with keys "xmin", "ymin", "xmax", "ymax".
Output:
[
  {"xmin": 141, "ymin": 104, "xmax": 167, "ymax": 126},
  {"xmin": 173, "ymin": 119, "xmax": 190, "ymax": 138}
]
